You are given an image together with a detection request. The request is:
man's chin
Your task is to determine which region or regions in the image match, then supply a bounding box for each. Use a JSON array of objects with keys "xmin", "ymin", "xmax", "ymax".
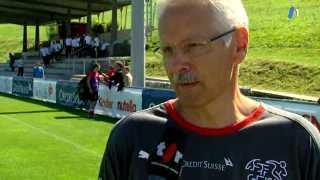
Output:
[{"xmin": 177, "ymin": 95, "xmax": 207, "ymax": 108}]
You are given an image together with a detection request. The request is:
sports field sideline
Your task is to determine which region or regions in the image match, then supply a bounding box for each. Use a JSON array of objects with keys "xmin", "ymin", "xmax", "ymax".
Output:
[{"xmin": 0, "ymin": 93, "xmax": 116, "ymax": 180}]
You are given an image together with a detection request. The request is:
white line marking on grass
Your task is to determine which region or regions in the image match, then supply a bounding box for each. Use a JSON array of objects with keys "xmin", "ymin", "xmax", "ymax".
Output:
[{"xmin": 0, "ymin": 114, "xmax": 101, "ymax": 158}]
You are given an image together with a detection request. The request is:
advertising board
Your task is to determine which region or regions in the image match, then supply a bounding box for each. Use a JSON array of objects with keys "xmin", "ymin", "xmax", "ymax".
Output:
[
  {"xmin": 12, "ymin": 77, "xmax": 33, "ymax": 97},
  {"xmin": 95, "ymin": 85, "xmax": 143, "ymax": 118},
  {"xmin": 33, "ymin": 79, "xmax": 56, "ymax": 103},
  {"xmin": 56, "ymin": 80, "xmax": 86, "ymax": 108},
  {"xmin": 0, "ymin": 76, "xmax": 13, "ymax": 94}
]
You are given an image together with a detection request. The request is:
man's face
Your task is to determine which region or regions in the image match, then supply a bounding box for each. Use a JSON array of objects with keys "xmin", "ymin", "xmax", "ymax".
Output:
[
  {"xmin": 159, "ymin": 2, "xmax": 238, "ymax": 108},
  {"xmin": 114, "ymin": 64, "xmax": 121, "ymax": 70},
  {"xmin": 125, "ymin": 68, "xmax": 129, "ymax": 74}
]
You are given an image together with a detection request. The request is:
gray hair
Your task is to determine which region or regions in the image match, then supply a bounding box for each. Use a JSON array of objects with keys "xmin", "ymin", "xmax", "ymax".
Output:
[{"xmin": 157, "ymin": 0, "xmax": 249, "ymax": 47}]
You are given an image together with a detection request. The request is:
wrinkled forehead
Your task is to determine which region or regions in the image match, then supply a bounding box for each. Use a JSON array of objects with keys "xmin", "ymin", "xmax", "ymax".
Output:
[{"xmin": 159, "ymin": 1, "xmax": 219, "ymax": 43}]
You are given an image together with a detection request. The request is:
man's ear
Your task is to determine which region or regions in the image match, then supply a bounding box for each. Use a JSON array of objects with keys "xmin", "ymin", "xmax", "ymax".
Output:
[{"xmin": 234, "ymin": 27, "xmax": 248, "ymax": 64}]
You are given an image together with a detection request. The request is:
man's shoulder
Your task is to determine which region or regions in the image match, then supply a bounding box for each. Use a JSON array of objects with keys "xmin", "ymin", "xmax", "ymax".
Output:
[
  {"xmin": 111, "ymin": 104, "xmax": 167, "ymax": 131},
  {"xmin": 262, "ymin": 103, "xmax": 315, "ymax": 128},
  {"xmin": 108, "ymin": 104, "xmax": 169, "ymax": 144},
  {"xmin": 261, "ymin": 104, "xmax": 320, "ymax": 148},
  {"xmin": 116, "ymin": 104, "xmax": 169, "ymax": 128}
]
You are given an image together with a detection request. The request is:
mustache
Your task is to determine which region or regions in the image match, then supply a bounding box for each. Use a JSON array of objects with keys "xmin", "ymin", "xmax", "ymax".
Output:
[{"xmin": 172, "ymin": 72, "xmax": 199, "ymax": 84}]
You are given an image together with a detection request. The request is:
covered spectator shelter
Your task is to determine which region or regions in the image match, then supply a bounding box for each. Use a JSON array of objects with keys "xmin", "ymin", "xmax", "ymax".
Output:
[
  {"xmin": 0, "ymin": 0, "xmax": 130, "ymax": 51},
  {"xmin": 0, "ymin": 0, "xmax": 145, "ymax": 87}
]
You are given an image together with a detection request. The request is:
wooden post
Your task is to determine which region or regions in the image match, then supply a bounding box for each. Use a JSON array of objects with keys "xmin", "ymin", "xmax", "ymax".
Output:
[
  {"xmin": 111, "ymin": 0, "xmax": 118, "ymax": 43},
  {"xmin": 87, "ymin": 0, "xmax": 92, "ymax": 33},
  {"xmin": 23, "ymin": 23, "xmax": 28, "ymax": 52},
  {"xmin": 35, "ymin": 23, "xmax": 40, "ymax": 50}
]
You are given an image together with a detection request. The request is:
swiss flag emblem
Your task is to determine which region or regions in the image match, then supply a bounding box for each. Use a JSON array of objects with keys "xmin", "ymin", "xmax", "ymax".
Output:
[{"xmin": 162, "ymin": 143, "xmax": 177, "ymax": 162}]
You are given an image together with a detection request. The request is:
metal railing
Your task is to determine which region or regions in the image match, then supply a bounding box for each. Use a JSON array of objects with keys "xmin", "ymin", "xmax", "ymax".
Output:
[{"xmin": 66, "ymin": 48, "xmax": 131, "ymax": 76}]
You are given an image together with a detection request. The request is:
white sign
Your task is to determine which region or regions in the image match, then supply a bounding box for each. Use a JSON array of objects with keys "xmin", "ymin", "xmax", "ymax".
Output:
[
  {"xmin": 95, "ymin": 85, "xmax": 143, "ymax": 118},
  {"xmin": 33, "ymin": 79, "xmax": 57, "ymax": 103},
  {"xmin": 0, "ymin": 76, "xmax": 13, "ymax": 94}
]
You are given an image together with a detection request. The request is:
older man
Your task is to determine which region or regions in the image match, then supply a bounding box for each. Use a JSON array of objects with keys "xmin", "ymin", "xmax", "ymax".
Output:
[{"xmin": 98, "ymin": 0, "xmax": 320, "ymax": 179}]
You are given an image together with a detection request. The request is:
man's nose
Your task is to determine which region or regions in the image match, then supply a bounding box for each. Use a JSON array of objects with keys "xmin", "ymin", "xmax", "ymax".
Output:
[{"xmin": 165, "ymin": 49, "xmax": 192, "ymax": 72}]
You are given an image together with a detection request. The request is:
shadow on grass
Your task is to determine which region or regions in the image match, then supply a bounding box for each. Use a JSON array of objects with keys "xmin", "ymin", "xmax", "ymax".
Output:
[
  {"xmin": 0, "ymin": 110, "xmax": 60, "ymax": 115},
  {"xmin": 54, "ymin": 116, "xmax": 85, "ymax": 119},
  {"xmin": 0, "ymin": 93, "xmax": 119, "ymax": 124}
]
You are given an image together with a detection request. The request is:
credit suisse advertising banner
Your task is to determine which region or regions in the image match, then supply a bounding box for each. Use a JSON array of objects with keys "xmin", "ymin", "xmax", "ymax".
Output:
[
  {"xmin": 253, "ymin": 97, "xmax": 320, "ymax": 130},
  {"xmin": 12, "ymin": 77, "xmax": 33, "ymax": 97},
  {"xmin": 56, "ymin": 80, "xmax": 86, "ymax": 108},
  {"xmin": 95, "ymin": 85, "xmax": 143, "ymax": 118},
  {"xmin": 0, "ymin": 76, "xmax": 13, "ymax": 94},
  {"xmin": 33, "ymin": 79, "xmax": 57, "ymax": 103}
]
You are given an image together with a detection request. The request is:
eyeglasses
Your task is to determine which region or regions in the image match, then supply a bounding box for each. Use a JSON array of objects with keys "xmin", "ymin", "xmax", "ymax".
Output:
[{"xmin": 160, "ymin": 28, "xmax": 235, "ymax": 59}]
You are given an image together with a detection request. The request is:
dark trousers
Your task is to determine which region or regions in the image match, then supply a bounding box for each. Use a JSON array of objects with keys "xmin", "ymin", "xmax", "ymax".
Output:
[
  {"xmin": 88, "ymin": 91, "xmax": 98, "ymax": 112},
  {"xmin": 43, "ymin": 56, "xmax": 50, "ymax": 68},
  {"xmin": 10, "ymin": 60, "xmax": 15, "ymax": 72},
  {"xmin": 99, "ymin": 49, "xmax": 108, "ymax": 57},
  {"xmin": 17, "ymin": 67, "xmax": 24, "ymax": 76},
  {"xmin": 66, "ymin": 46, "xmax": 72, "ymax": 58}
]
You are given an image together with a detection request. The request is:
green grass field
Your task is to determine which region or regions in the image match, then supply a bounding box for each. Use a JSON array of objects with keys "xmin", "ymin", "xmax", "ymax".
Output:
[
  {"xmin": 145, "ymin": 0, "xmax": 320, "ymax": 96},
  {"xmin": 245, "ymin": 0, "xmax": 320, "ymax": 67},
  {"xmin": 0, "ymin": 93, "xmax": 116, "ymax": 180},
  {"xmin": 0, "ymin": 25, "xmax": 49, "ymax": 62}
]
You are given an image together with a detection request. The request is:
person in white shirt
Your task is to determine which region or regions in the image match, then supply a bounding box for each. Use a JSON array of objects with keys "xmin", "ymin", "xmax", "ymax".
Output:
[
  {"xmin": 84, "ymin": 33, "xmax": 93, "ymax": 57},
  {"xmin": 72, "ymin": 36, "xmax": 80, "ymax": 57},
  {"xmin": 51, "ymin": 40, "xmax": 62, "ymax": 61},
  {"xmin": 40, "ymin": 44, "xmax": 50, "ymax": 68},
  {"xmin": 84, "ymin": 33, "xmax": 92, "ymax": 46},
  {"xmin": 65, "ymin": 36, "xmax": 72, "ymax": 58},
  {"xmin": 99, "ymin": 40, "xmax": 110, "ymax": 57},
  {"xmin": 50, "ymin": 41, "xmax": 57, "ymax": 62},
  {"xmin": 93, "ymin": 36, "xmax": 100, "ymax": 58},
  {"xmin": 123, "ymin": 66, "xmax": 133, "ymax": 87},
  {"xmin": 14, "ymin": 57, "xmax": 24, "ymax": 76},
  {"xmin": 54, "ymin": 41, "xmax": 61, "ymax": 54},
  {"xmin": 47, "ymin": 44, "xmax": 52, "ymax": 64},
  {"xmin": 56, "ymin": 40, "xmax": 63, "ymax": 55}
]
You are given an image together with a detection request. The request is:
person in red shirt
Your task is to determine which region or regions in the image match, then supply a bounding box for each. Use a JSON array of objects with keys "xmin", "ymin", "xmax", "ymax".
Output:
[
  {"xmin": 105, "ymin": 65, "xmax": 115, "ymax": 89},
  {"xmin": 106, "ymin": 65, "xmax": 115, "ymax": 77},
  {"xmin": 106, "ymin": 61, "xmax": 125, "ymax": 91}
]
